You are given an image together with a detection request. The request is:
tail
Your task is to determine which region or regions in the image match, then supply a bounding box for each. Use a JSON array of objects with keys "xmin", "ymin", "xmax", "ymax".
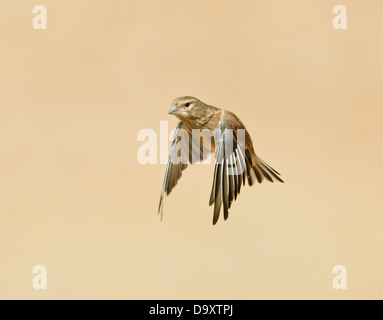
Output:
[{"xmin": 248, "ymin": 156, "xmax": 284, "ymax": 185}]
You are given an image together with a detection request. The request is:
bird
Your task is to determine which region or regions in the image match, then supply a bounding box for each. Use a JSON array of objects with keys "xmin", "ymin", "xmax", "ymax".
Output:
[{"xmin": 158, "ymin": 96, "xmax": 283, "ymax": 225}]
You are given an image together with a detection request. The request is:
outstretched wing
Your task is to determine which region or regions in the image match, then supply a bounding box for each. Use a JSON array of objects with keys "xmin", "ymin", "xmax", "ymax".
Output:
[
  {"xmin": 209, "ymin": 123, "xmax": 247, "ymax": 224},
  {"xmin": 209, "ymin": 121, "xmax": 283, "ymax": 225},
  {"xmin": 158, "ymin": 121, "xmax": 213, "ymax": 219}
]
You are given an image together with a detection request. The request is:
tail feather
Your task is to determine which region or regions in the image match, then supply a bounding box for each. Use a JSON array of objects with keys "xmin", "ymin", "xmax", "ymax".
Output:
[{"xmin": 254, "ymin": 157, "xmax": 284, "ymax": 183}]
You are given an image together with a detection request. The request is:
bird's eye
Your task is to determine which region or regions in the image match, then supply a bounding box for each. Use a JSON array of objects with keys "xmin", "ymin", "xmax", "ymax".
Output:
[{"xmin": 184, "ymin": 103, "xmax": 190, "ymax": 107}]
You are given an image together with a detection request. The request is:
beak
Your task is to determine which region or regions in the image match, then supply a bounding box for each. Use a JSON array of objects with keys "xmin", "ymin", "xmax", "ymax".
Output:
[{"xmin": 168, "ymin": 106, "xmax": 179, "ymax": 115}]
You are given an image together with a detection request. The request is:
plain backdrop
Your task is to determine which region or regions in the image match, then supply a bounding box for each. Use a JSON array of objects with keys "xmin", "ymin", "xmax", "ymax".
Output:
[{"xmin": 1, "ymin": 0, "xmax": 383, "ymax": 299}]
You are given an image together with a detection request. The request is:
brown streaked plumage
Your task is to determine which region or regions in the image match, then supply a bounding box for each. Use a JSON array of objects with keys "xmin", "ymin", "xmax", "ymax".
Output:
[{"xmin": 158, "ymin": 96, "xmax": 283, "ymax": 225}]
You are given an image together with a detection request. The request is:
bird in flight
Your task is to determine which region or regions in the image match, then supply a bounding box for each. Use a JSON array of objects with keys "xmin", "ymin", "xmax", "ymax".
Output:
[{"xmin": 158, "ymin": 96, "xmax": 283, "ymax": 225}]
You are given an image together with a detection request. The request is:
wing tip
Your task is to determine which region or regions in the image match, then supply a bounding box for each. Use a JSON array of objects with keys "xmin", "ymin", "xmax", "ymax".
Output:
[{"xmin": 158, "ymin": 196, "xmax": 165, "ymax": 220}]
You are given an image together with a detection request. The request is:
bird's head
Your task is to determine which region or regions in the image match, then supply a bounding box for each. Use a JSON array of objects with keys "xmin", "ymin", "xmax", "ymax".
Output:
[{"xmin": 168, "ymin": 96, "xmax": 206, "ymax": 121}]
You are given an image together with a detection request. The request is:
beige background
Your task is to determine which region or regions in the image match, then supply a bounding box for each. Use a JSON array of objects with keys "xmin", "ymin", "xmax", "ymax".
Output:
[{"xmin": 1, "ymin": 0, "xmax": 382, "ymax": 299}]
